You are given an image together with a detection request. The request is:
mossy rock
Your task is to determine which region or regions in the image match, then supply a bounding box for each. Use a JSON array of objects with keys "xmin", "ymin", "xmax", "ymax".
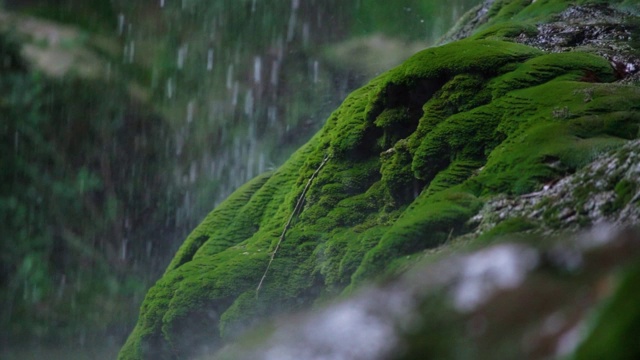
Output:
[{"xmin": 119, "ymin": 1, "xmax": 640, "ymax": 358}]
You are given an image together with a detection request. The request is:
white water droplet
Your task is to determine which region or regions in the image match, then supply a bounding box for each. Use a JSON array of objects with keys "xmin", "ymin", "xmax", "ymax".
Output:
[
  {"xmin": 232, "ymin": 81, "xmax": 239, "ymax": 107},
  {"xmin": 270, "ymin": 60, "xmax": 280, "ymax": 86},
  {"xmin": 207, "ymin": 48, "xmax": 214, "ymax": 71},
  {"xmin": 176, "ymin": 132, "xmax": 184, "ymax": 155},
  {"xmin": 268, "ymin": 106, "xmax": 277, "ymax": 125},
  {"xmin": 128, "ymin": 40, "xmax": 135, "ymax": 64},
  {"xmin": 121, "ymin": 238, "xmax": 128, "ymax": 260},
  {"xmin": 254, "ymin": 56, "xmax": 262, "ymax": 84},
  {"xmin": 187, "ymin": 100, "xmax": 195, "ymax": 123},
  {"xmin": 117, "ymin": 13, "xmax": 125, "ymax": 35},
  {"xmin": 226, "ymin": 64, "xmax": 234, "ymax": 89},
  {"xmin": 177, "ymin": 44, "xmax": 188, "ymax": 70},
  {"xmin": 167, "ymin": 77, "xmax": 174, "ymax": 99},
  {"xmin": 287, "ymin": 12, "xmax": 297, "ymax": 42},
  {"xmin": 303, "ymin": 22, "xmax": 310, "ymax": 47},
  {"xmin": 313, "ymin": 60, "xmax": 319, "ymax": 83},
  {"xmin": 189, "ymin": 161, "xmax": 197, "ymax": 184},
  {"xmin": 244, "ymin": 89, "xmax": 254, "ymax": 116}
]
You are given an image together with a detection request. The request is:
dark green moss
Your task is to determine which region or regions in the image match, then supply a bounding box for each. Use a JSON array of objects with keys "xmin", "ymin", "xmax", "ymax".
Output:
[
  {"xmin": 380, "ymin": 140, "xmax": 418, "ymax": 204},
  {"xmin": 603, "ymin": 179, "xmax": 638, "ymax": 214}
]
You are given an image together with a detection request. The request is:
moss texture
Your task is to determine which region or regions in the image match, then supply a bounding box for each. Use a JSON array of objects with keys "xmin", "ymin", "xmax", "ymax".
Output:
[{"xmin": 119, "ymin": 1, "xmax": 640, "ymax": 358}]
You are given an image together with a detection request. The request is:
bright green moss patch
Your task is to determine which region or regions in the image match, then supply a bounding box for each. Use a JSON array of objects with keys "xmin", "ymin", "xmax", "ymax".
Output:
[
  {"xmin": 386, "ymin": 39, "xmax": 541, "ymax": 84},
  {"xmin": 470, "ymin": 22, "xmax": 539, "ymax": 41},
  {"xmin": 119, "ymin": 24, "xmax": 640, "ymax": 359},
  {"xmin": 352, "ymin": 186, "xmax": 482, "ymax": 284}
]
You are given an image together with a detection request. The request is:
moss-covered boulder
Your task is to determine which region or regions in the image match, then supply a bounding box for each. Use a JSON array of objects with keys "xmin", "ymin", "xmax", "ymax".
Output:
[{"xmin": 119, "ymin": 0, "xmax": 640, "ymax": 358}]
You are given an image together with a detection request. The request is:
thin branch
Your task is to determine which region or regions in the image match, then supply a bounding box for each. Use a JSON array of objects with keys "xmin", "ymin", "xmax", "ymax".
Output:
[{"xmin": 256, "ymin": 154, "xmax": 331, "ymax": 297}]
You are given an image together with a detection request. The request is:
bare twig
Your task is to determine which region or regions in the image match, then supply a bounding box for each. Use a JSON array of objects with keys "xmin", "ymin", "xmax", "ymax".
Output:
[{"xmin": 256, "ymin": 154, "xmax": 331, "ymax": 297}]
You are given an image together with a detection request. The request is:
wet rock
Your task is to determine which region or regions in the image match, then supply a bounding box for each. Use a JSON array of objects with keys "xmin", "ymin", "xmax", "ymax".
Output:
[
  {"xmin": 473, "ymin": 140, "xmax": 640, "ymax": 237},
  {"xmin": 516, "ymin": 5, "xmax": 640, "ymax": 81}
]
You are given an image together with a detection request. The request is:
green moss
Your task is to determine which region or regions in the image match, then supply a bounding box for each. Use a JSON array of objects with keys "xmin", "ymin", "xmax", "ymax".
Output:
[
  {"xmin": 603, "ymin": 179, "xmax": 638, "ymax": 214},
  {"xmin": 374, "ymin": 107, "xmax": 409, "ymax": 128},
  {"xmin": 352, "ymin": 187, "xmax": 482, "ymax": 284},
  {"xmin": 471, "ymin": 22, "xmax": 539, "ymax": 41},
  {"xmin": 489, "ymin": 52, "xmax": 616, "ymax": 98},
  {"xmin": 386, "ymin": 39, "xmax": 541, "ymax": 84},
  {"xmin": 424, "ymin": 159, "xmax": 485, "ymax": 196},
  {"xmin": 475, "ymin": 217, "xmax": 538, "ymax": 244},
  {"xmin": 615, "ymin": 179, "xmax": 638, "ymax": 206},
  {"xmin": 327, "ymin": 81, "xmax": 384, "ymax": 157},
  {"xmin": 380, "ymin": 140, "xmax": 418, "ymax": 204},
  {"xmin": 166, "ymin": 172, "xmax": 273, "ymax": 272},
  {"xmin": 485, "ymin": 0, "xmax": 532, "ymax": 22}
]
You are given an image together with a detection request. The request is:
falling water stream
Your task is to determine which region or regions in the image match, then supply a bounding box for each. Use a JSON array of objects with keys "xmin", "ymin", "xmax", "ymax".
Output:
[{"xmin": 114, "ymin": 0, "xmax": 482, "ymax": 230}]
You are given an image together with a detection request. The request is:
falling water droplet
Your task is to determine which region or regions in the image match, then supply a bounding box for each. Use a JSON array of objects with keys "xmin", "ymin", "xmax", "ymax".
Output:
[
  {"xmin": 313, "ymin": 60, "xmax": 319, "ymax": 83},
  {"xmin": 226, "ymin": 64, "xmax": 234, "ymax": 89},
  {"xmin": 287, "ymin": 12, "xmax": 297, "ymax": 42},
  {"xmin": 56, "ymin": 275, "xmax": 66, "ymax": 300},
  {"xmin": 232, "ymin": 81, "xmax": 239, "ymax": 107},
  {"xmin": 254, "ymin": 56, "xmax": 262, "ymax": 84},
  {"xmin": 121, "ymin": 238, "xmax": 128, "ymax": 260},
  {"xmin": 189, "ymin": 161, "xmax": 198, "ymax": 184},
  {"xmin": 128, "ymin": 40, "xmax": 135, "ymax": 64},
  {"xmin": 187, "ymin": 100, "xmax": 195, "ymax": 123},
  {"xmin": 244, "ymin": 89, "xmax": 254, "ymax": 116},
  {"xmin": 167, "ymin": 77, "xmax": 175, "ymax": 99},
  {"xmin": 303, "ymin": 22, "xmax": 310, "ymax": 47},
  {"xmin": 117, "ymin": 13, "xmax": 125, "ymax": 35},
  {"xmin": 207, "ymin": 48, "xmax": 214, "ymax": 71},
  {"xmin": 177, "ymin": 44, "xmax": 188, "ymax": 70},
  {"xmin": 268, "ymin": 106, "xmax": 277, "ymax": 125},
  {"xmin": 270, "ymin": 60, "xmax": 280, "ymax": 86}
]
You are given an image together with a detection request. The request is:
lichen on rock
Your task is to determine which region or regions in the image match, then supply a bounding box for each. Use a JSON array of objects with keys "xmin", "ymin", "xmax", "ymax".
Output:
[{"xmin": 119, "ymin": 1, "xmax": 640, "ymax": 358}]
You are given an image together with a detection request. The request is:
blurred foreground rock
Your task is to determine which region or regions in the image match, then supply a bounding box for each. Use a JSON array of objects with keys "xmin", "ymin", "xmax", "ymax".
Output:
[{"xmin": 208, "ymin": 225, "xmax": 640, "ymax": 360}]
